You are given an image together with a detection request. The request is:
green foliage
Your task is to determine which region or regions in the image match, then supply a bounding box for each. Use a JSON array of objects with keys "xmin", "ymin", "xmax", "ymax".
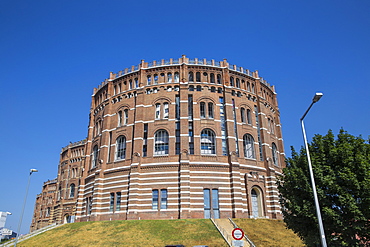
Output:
[{"xmin": 277, "ymin": 129, "xmax": 370, "ymax": 246}]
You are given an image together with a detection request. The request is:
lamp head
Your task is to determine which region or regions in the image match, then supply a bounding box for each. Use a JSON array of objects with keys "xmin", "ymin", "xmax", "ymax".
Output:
[
  {"xmin": 313, "ymin": 92, "xmax": 323, "ymax": 103},
  {"xmin": 30, "ymin": 169, "xmax": 38, "ymax": 174}
]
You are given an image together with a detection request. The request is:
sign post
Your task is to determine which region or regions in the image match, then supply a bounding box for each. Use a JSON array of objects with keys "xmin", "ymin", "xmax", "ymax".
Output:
[{"xmin": 232, "ymin": 228, "xmax": 245, "ymax": 247}]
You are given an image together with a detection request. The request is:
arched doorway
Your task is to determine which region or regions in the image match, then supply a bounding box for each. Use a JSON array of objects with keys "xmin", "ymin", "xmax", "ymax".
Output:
[{"xmin": 251, "ymin": 187, "xmax": 264, "ymax": 218}]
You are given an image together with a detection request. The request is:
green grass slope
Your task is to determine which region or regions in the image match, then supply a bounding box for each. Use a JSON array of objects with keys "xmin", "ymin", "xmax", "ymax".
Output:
[
  {"xmin": 19, "ymin": 219, "xmax": 304, "ymax": 247},
  {"xmin": 233, "ymin": 219, "xmax": 305, "ymax": 247},
  {"xmin": 19, "ymin": 219, "xmax": 227, "ymax": 247}
]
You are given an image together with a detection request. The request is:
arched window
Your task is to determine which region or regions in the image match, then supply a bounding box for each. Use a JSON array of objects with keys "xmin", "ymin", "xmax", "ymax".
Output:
[
  {"xmin": 154, "ymin": 130, "xmax": 169, "ymax": 155},
  {"xmin": 91, "ymin": 145, "xmax": 98, "ymax": 168},
  {"xmin": 167, "ymin": 73, "xmax": 173, "ymax": 83},
  {"xmin": 241, "ymin": 107, "xmax": 246, "ymax": 123},
  {"xmin": 243, "ymin": 134, "xmax": 255, "ymax": 159},
  {"xmin": 247, "ymin": 109, "xmax": 252, "ymax": 124},
  {"xmin": 155, "ymin": 103, "xmax": 161, "ymax": 119},
  {"xmin": 208, "ymin": 102, "xmax": 214, "ymax": 118},
  {"xmin": 217, "ymin": 74, "xmax": 222, "ymax": 84},
  {"xmin": 147, "ymin": 75, "xmax": 152, "ymax": 85},
  {"xmin": 163, "ymin": 102, "xmax": 169, "ymax": 119},
  {"xmin": 174, "ymin": 72, "xmax": 179, "ymax": 82},
  {"xmin": 154, "ymin": 74, "xmax": 158, "ymax": 84},
  {"xmin": 236, "ymin": 78, "xmax": 240, "ymax": 88},
  {"xmin": 200, "ymin": 129, "xmax": 216, "ymax": 154},
  {"xmin": 196, "ymin": 72, "xmax": 201, "ymax": 82},
  {"xmin": 69, "ymin": 183, "xmax": 75, "ymax": 198},
  {"xmin": 124, "ymin": 109, "xmax": 129, "ymax": 125},
  {"xmin": 189, "ymin": 72, "xmax": 194, "ymax": 82},
  {"xmin": 117, "ymin": 110, "xmax": 123, "ymax": 127},
  {"xmin": 200, "ymin": 102, "xmax": 206, "ymax": 118},
  {"xmin": 115, "ymin": 136, "xmax": 126, "ymax": 160},
  {"xmin": 210, "ymin": 73, "xmax": 215, "ymax": 83},
  {"xmin": 272, "ymin": 143, "xmax": 278, "ymax": 166},
  {"xmin": 247, "ymin": 82, "xmax": 251, "ymax": 92},
  {"xmin": 129, "ymin": 80, "xmax": 133, "ymax": 90},
  {"xmin": 135, "ymin": 78, "xmax": 139, "ymax": 88},
  {"xmin": 230, "ymin": 77, "xmax": 234, "ymax": 87}
]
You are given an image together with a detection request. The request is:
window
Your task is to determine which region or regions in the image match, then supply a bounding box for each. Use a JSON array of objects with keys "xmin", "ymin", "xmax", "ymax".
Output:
[
  {"xmin": 236, "ymin": 78, "xmax": 240, "ymax": 88},
  {"xmin": 251, "ymin": 188, "xmax": 263, "ymax": 218},
  {"xmin": 247, "ymin": 109, "xmax": 252, "ymax": 124},
  {"xmin": 124, "ymin": 109, "xmax": 129, "ymax": 125},
  {"xmin": 208, "ymin": 102, "xmax": 214, "ymax": 118},
  {"xmin": 243, "ymin": 134, "xmax": 255, "ymax": 159},
  {"xmin": 115, "ymin": 136, "xmax": 126, "ymax": 160},
  {"xmin": 174, "ymin": 72, "xmax": 179, "ymax": 82},
  {"xmin": 167, "ymin": 73, "xmax": 172, "ymax": 83},
  {"xmin": 200, "ymin": 102, "xmax": 206, "ymax": 118},
  {"xmin": 91, "ymin": 145, "xmax": 98, "ymax": 168},
  {"xmin": 147, "ymin": 75, "xmax": 152, "ymax": 85},
  {"xmin": 129, "ymin": 80, "xmax": 133, "ymax": 89},
  {"xmin": 155, "ymin": 103, "xmax": 161, "ymax": 119},
  {"xmin": 163, "ymin": 103, "xmax": 169, "ymax": 119},
  {"xmin": 210, "ymin": 73, "xmax": 215, "ymax": 83},
  {"xmin": 196, "ymin": 85, "xmax": 202, "ymax": 91},
  {"xmin": 203, "ymin": 188, "xmax": 219, "ymax": 219},
  {"xmin": 116, "ymin": 192, "xmax": 121, "ymax": 211},
  {"xmin": 110, "ymin": 193, "xmax": 114, "ymax": 212},
  {"xmin": 196, "ymin": 72, "xmax": 201, "ymax": 82},
  {"xmin": 189, "ymin": 72, "xmax": 194, "ymax": 82},
  {"xmin": 152, "ymin": 189, "xmax": 158, "ymax": 210},
  {"xmin": 200, "ymin": 101, "xmax": 214, "ymax": 119},
  {"xmin": 200, "ymin": 129, "xmax": 216, "ymax": 155},
  {"xmin": 143, "ymin": 124, "xmax": 148, "ymax": 157},
  {"xmin": 160, "ymin": 189, "xmax": 167, "ymax": 209},
  {"xmin": 135, "ymin": 78, "xmax": 139, "ymax": 88},
  {"xmin": 241, "ymin": 108, "xmax": 246, "ymax": 123},
  {"xmin": 69, "ymin": 183, "xmax": 75, "ymax": 198},
  {"xmin": 154, "ymin": 129, "xmax": 169, "ymax": 155},
  {"xmin": 155, "ymin": 102, "xmax": 169, "ymax": 119},
  {"xmin": 87, "ymin": 197, "xmax": 92, "ymax": 215},
  {"xmin": 217, "ymin": 74, "xmax": 222, "ymax": 84},
  {"xmin": 230, "ymin": 77, "xmax": 234, "ymax": 87},
  {"xmin": 153, "ymin": 189, "xmax": 167, "ymax": 210},
  {"xmin": 154, "ymin": 74, "xmax": 158, "ymax": 84},
  {"xmin": 272, "ymin": 143, "xmax": 278, "ymax": 166}
]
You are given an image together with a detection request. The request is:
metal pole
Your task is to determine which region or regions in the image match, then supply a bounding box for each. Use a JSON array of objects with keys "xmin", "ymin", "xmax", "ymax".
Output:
[
  {"xmin": 300, "ymin": 93, "xmax": 327, "ymax": 247},
  {"xmin": 14, "ymin": 169, "xmax": 37, "ymax": 247}
]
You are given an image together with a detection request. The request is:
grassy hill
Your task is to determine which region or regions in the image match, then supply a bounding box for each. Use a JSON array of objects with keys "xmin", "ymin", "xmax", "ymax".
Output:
[{"xmin": 18, "ymin": 219, "xmax": 304, "ymax": 247}]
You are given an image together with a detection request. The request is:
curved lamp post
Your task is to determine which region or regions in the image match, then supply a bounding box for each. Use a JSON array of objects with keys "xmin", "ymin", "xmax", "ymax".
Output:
[
  {"xmin": 14, "ymin": 169, "xmax": 38, "ymax": 247},
  {"xmin": 300, "ymin": 92, "xmax": 327, "ymax": 247}
]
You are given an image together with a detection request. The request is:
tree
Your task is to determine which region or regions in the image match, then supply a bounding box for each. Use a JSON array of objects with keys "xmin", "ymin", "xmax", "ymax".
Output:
[{"xmin": 277, "ymin": 129, "xmax": 370, "ymax": 246}]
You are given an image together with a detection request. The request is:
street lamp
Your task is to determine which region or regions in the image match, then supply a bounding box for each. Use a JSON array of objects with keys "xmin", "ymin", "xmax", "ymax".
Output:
[
  {"xmin": 300, "ymin": 92, "xmax": 327, "ymax": 247},
  {"xmin": 14, "ymin": 169, "xmax": 38, "ymax": 247}
]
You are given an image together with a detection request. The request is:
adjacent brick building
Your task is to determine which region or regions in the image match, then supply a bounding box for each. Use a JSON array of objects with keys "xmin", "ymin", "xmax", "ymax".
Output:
[{"xmin": 31, "ymin": 55, "xmax": 285, "ymax": 231}]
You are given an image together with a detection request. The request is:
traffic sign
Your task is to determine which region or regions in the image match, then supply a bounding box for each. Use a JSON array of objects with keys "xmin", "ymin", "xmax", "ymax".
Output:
[{"xmin": 232, "ymin": 228, "xmax": 244, "ymax": 240}]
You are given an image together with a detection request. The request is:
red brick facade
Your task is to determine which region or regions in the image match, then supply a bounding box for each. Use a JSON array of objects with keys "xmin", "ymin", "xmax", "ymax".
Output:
[{"xmin": 31, "ymin": 55, "xmax": 285, "ymax": 231}]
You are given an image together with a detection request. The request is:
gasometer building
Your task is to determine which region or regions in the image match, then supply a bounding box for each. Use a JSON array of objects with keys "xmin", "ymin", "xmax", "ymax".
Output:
[{"xmin": 31, "ymin": 55, "xmax": 285, "ymax": 231}]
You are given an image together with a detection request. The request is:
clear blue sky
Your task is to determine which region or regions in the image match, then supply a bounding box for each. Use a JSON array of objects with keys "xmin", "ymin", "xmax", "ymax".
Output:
[{"xmin": 1, "ymin": 0, "xmax": 369, "ymax": 234}]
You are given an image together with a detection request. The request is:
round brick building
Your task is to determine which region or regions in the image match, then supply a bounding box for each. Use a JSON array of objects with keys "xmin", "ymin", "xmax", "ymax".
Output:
[{"xmin": 31, "ymin": 55, "xmax": 285, "ymax": 231}]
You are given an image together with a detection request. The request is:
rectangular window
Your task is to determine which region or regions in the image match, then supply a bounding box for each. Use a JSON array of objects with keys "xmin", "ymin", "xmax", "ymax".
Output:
[
  {"xmin": 124, "ymin": 109, "xmax": 129, "ymax": 125},
  {"xmin": 175, "ymin": 122, "xmax": 180, "ymax": 155},
  {"xmin": 152, "ymin": 190, "xmax": 159, "ymax": 210},
  {"xmin": 203, "ymin": 189, "xmax": 211, "ymax": 219},
  {"xmin": 208, "ymin": 103, "xmax": 214, "ymax": 118},
  {"xmin": 189, "ymin": 121, "xmax": 194, "ymax": 154},
  {"xmin": 143, "ymin": 124, "xmax": 148, "ymax": 157},
  {"xmin": 219, "ymin": 97, "xmax": 228, "ymax": 155},
  {"xmin": 188, "ymin": 95, "xmax": 193, "ymax": 119},
  {"xmin": 175, "ymin": 95, "xmax": 180, "ymax": 120},
  {"xmin": 116, "ymin": 192, "xmax": 121, "ymax": 211},
  {"xmin": 110, "ymin": 193, "xmax": 114, "ymax": 212},
  {"xmin": 160, "ymin": 189, "xmax": 167, "ymax": 209}
]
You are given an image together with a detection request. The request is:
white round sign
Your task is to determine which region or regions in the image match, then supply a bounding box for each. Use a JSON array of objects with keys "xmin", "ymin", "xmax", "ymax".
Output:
[{"xmin": 232, "ymin": 228, "xmax": 244, "ymax": 240}]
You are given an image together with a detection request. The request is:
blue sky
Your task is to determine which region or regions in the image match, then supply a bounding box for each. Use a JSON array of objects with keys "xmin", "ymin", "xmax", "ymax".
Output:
[{"xmin": 1, "ymin": 0, "xmax": 369, "ymax": 234}]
